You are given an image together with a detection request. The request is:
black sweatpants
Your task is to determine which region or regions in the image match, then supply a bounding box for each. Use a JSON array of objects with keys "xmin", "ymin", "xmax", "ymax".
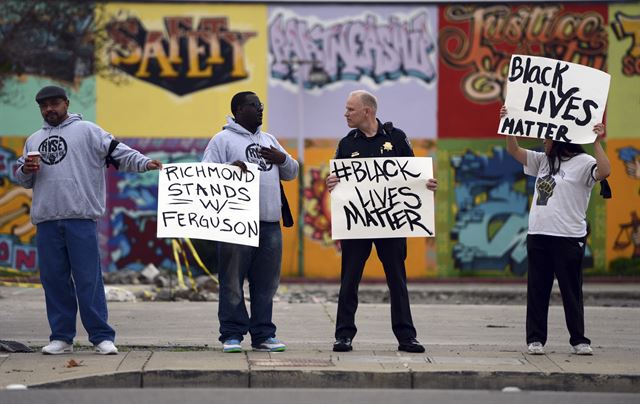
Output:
[
  {"xmin": 526, "ymin": 234, "xmax": 591, "ymax": 347},
  {"xmin": 335, "ymin": 238, "xmax": 417, "ymax": 342}
]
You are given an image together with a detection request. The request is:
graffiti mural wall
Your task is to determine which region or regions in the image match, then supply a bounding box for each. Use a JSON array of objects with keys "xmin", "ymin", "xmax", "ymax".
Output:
[
  {"xmin": 0, "ymin": 137, "xmax": 37, "ymax": 272},
  {"xmin": 438, "ymin": 4, "xmax": 608, "ymax": 138},
  {"xmin": 606, "ymin": 139, "xmax": 640, "ymax": 273},
  {"xmin": 0, "ymin": 2, "xmax": 638, "ymax": 280},
  {"xmin": 267, "ymin": 5, "xmax": 439, "ymax": 140},
  {"xmin": 96, "ymin": 2, "xmax": 269, "ymax": 138}
]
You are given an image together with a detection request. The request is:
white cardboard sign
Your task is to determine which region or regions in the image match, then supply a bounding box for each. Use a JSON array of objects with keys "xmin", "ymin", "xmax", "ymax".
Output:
[
  {"xmin": 330, "ymin": 157, "xmax": 435, "ymax": 240},
  {"xmin": 499, "ymin": 54, "xmax": 610, "ymax": 144},
  {"xmin": 156, "ymin": 162, "xmax": 260, "ymax": 247}
]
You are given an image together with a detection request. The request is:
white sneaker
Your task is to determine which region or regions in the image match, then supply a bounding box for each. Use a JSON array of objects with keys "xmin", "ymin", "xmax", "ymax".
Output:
[
  {"xmin": 42, "ymin": 340, "xmax": 73, "ymax": 355},
  {"xmin": 95, "ymin": 340, "xmax": 118, "ymax": 355},
  {"xmin": 527, "ymin": 342, "xmax": 545, "ymax": 355},
  {"xmin": 572, "ymin": 343, "xmax": 593, "ymax": 355}
]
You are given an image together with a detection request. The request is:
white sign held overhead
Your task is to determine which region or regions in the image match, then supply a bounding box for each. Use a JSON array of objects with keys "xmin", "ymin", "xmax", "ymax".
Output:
[
  {"xmin": 330, "ymin": 157, "xmax": 435, "ymax": 240},
  {"xmin": 156, "ymin": 163, "xmax": 260, "ymax": 247},
  {"xmin": 498, "ymin": 54, "xmax": 610, "ymax": 144}
]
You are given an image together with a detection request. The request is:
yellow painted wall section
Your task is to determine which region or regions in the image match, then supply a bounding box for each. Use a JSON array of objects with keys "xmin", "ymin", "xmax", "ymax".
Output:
[{"xmin": 96, "ymin": 3, "xmax": 268, "ymax": 137}]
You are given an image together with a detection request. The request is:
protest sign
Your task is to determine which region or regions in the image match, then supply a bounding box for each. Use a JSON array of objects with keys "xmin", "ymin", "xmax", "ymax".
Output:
[
  {"xmin": 157, "ymin": 162, "xmax": 260, "ymax": 247},
  {"xmin": 330, "ymin": 157, "xmax": 435, "ymax": 240},
  {"xmin": 499, "ymin": 54, "xmax": 610, "ymax": 144}
]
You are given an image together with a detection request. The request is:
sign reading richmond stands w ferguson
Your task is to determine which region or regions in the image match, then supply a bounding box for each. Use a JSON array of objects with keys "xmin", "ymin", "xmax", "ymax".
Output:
[
  {"xmin": 156, "ymin": 163, "xmax": 260, "ymax": 247},
  {"xmin": 330, "ymin": 157, "xmax": 435, "ymax": 240},
  {"xmin": 498, "ymin": 55, "xmax": 610, "ymax": 144}
]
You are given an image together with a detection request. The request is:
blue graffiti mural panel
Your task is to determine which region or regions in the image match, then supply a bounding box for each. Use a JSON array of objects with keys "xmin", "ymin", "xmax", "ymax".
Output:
[{"xmin": 102, "ymin": 138, "xmax": 210, "ymax": 272}]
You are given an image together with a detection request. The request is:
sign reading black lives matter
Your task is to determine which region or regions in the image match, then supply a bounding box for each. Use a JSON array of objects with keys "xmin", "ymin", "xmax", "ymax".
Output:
[
  {"xmin": 157, "ymin": 163, "xmax": 260, "ymax": 247},
  {"xmin": 499, "ymin": 55, "xmax": 610, "ymax": 144},
  {"xmin": 330, "ymin": 157, "xmax": 435, "ymax": 240}
]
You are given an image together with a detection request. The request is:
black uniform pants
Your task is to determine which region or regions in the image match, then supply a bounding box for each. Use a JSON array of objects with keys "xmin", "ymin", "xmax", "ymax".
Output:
[
  {"xmin": 526, "ymin": 234, "xmax": 590, "ymax": 347},
  {"xmin": 335, "ymin": 237, "xmax": 417, "ymax": 342}
]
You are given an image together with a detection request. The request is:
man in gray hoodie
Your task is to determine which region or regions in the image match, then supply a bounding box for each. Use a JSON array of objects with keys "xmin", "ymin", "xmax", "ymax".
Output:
[
  {"xmin": 203, "ymin": 91, "xmax": 298, "ymax": 353},
  {"xmin": 15, "ymin": 85, "xmax": 162, "ymax": 355}
]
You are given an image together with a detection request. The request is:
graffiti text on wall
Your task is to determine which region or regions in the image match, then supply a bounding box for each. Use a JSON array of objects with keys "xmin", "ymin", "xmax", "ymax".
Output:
[
  {"xmin": 440, "ymin": 5, "xmax": 607, "ymax": 103},
  {"xmin": 612, "ymin": 12, "xmax": 640, "ymax": 76},
  {"xmin": 269, "ymin": 10, "xmax": 437, "ymax": 88},
  {"xmin": 107, "ymin": 16, "xmax": 256, "ymax": 95}
]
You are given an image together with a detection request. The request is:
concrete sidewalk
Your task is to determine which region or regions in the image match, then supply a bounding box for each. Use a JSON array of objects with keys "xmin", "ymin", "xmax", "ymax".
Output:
[{"xmin": 0, "ymin": 285, "xmax": 639, "ymax": 392}]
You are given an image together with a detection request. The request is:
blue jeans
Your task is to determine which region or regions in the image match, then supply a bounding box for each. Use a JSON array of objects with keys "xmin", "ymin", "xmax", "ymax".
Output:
[
  {"xmin": 217, "ymin": 222, "xmax": 282, "ymax": 345},
  {"xmin": 37, "ymin": 219, "xmax": 115, "ymax": 345}
]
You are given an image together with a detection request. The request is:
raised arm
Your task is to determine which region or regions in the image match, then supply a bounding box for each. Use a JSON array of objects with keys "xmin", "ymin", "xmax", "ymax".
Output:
[
  {"xmin": 592, "ymin": 123, "xmax": 611, "ymax": 181},
  {"xmin": 501, "ymin": 106, "xmax": 527, "ymax": 166}
]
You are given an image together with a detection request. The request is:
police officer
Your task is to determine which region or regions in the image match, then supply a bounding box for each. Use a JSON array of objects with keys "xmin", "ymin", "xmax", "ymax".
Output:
[{"xmin": 326, "ymin": 90, "xmax": 437, "ymax": 353}]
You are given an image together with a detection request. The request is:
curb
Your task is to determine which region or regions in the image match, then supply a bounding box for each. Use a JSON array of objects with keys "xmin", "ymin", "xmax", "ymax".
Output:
[{"xmin": 28, "ymin": 370, "xmax": 640, "ymax": 393}]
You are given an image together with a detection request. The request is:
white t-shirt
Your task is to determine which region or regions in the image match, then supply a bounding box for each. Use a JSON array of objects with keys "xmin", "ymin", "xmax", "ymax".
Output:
[{"xmin": 524, "ymin": 150, "xmax": 598, "ymax": 237}]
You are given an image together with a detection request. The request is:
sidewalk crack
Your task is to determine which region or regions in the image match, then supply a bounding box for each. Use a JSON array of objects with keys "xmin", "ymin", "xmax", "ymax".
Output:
[
  {"xmin": 321, "ymin": 302, "xmax": 336, "ymax": 326},
  {"xmin": 115, "ymin": 350, "xmax": 130, "ymax": 372},
  {"xmin": 141, "ymin": 350, "xmax": 154, "ymax": 372}
]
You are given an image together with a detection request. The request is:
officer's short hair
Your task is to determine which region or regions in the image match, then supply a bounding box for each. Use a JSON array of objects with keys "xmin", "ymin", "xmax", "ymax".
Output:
[{"xmin": 350, "ymin": 90, "xmax": 377, "ymax": 112}]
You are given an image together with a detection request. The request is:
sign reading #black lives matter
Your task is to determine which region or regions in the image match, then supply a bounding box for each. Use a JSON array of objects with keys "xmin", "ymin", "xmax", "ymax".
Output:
[
  {"xmin": 330, "ymin": 157, "xmax": 435, "ymax": 240},
  {"xmin": 499, "ymin": 55, "xmax": 610, "ymax": 144},
  {"xmin": 157, "ymin": 163, "xmax": 260, "ymax": 247}
]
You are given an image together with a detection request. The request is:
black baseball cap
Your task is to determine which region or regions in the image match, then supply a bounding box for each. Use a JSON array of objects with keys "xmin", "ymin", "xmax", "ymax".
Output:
[{"xmin": 35, "ymin": 86, "xmax": 68, "ymax": 103}]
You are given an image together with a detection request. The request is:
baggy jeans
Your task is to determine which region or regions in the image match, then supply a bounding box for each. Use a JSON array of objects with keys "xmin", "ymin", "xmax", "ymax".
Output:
[{"xmin": 37, "ymin": 219, "xmax": 115, "ymax": 345}]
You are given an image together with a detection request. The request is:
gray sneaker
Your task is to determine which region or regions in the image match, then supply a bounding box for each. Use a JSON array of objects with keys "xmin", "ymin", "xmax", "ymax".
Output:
[
  {"xmin": 571, "ymin": 343, "xmax": 593, "ymax": 355},
  {"xmin": 252, "ymin": 337, "xmax": 286, "ymax": 352},
  {"xmin": 527, "ymin": 342, "xmax": 545, "ymax": 355}
]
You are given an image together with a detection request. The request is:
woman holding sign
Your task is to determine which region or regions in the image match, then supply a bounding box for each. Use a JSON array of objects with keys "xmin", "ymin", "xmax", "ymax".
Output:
[{"xmin": 500, "ymin": 106, "xmax": 611, "ymax": 356}]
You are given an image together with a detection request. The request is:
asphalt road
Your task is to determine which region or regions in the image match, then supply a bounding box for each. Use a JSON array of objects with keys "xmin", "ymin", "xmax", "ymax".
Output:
[{"xmin": 1, "ymin": 388, "xmax": 639, "ymax": 404}]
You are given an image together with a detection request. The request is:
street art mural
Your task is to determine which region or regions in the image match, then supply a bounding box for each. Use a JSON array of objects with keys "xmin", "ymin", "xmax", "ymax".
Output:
[
  {"xmin": 611, "ymin": 10, "xmax": 640, "ymax": 77},
  {"xmin": 96, "ymin": 3, "xmax": 268, "ymax": 138},
  {"xmin": 449, "ymin": 144, "xmax": 533, "ymax": 275},
  {"xmin": 608, "ymin": 3, "xmax": 640, "ymax": 140},
  {"xmin": 303, "ymin": 163, "xmax": 334, "ymax": 249},
  {"xmin": 267, "ymin": 5, "xmax": 438, "ymax": 141},
  {"xmin": 0, "ymin": 138, "xmax": 37, "ymax": 272},
  {"xmin": 438, "ymin": 3, "xmax": 608, "ymax": 138},
  {"xmin": 607, "ymin": 140, "xmax": 640, "ymax": 274},
  {"xmin": 269, "ymin": 9, "xmax": 437, "ymax": 88},
  {"xmin": 107, "ymin": 15, "xmax": 257, "ymax": 95},
  {"xmin": 1, "ymin": 2, "xmax": 638, "ymax": 279},
  {"xmin": 102, "ymin": 138, "xmax": 210, "ymax": 272},
  {"xmin": 437, "ymin": 139, "xmax": 603, "ymax": 277}
]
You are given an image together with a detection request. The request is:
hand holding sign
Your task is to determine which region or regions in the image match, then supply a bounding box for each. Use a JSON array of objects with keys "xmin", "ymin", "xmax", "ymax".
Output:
[
  {"xmin": 498, "ymin": 55, "xmax": 610, "ymax": 144},
  {"xmin": 146, "ymin": 160, "xmax": 163, "ymax": 170}
]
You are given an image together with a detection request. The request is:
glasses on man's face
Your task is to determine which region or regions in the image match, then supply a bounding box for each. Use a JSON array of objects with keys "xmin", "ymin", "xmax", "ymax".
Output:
[{"xmin": 243, "ymin": 101, "xmax": 264, "ymax": 110}]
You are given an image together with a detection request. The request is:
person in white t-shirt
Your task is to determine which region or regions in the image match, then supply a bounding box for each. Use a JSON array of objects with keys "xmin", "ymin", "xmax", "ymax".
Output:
[{"xmin": 500, "ymin": 106, "xmax": 611, "ymax": 357}]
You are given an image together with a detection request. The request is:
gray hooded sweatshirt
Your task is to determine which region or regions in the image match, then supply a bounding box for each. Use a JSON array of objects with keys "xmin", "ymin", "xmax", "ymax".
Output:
[
  {"xmin": 202, "ymin": 117, "xmax": 299, "ymax": 222},
  {"xmin": 15, "ymin": 113, "xmax": 152, "ymax": 224}
]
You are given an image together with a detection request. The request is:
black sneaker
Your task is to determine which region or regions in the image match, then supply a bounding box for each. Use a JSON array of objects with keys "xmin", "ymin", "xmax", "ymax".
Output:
[
  {"xmin": 333, "ymin": 337, "xmax": 353, "ymax": 352},
  {"xmin": 398, "ymin": 338, "xmax": 425, "ymax": 353}
]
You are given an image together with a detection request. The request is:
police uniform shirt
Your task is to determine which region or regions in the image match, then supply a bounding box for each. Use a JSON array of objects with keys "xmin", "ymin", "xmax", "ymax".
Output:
[{"xmin": 334, "ymin": 119, "xmax": 414, "ymax": 160}]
